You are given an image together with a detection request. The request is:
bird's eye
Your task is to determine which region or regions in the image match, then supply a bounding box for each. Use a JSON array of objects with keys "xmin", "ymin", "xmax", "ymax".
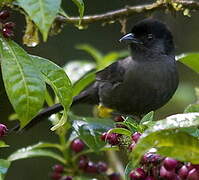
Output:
[{"xmin": 147, "ymin": 34, "xmax": 153, "ymax": 40}]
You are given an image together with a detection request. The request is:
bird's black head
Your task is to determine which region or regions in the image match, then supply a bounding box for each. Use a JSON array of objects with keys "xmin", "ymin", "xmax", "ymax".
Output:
[{"xmin": 120, "ymin": 19, "xmax": 175, "ymax": 55}]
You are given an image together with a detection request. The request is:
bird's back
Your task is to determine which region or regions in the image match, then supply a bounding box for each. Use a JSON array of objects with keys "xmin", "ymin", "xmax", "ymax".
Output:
[{"xmin": 97, "ymin": 55, "xmax": 179, "ymax": 115}]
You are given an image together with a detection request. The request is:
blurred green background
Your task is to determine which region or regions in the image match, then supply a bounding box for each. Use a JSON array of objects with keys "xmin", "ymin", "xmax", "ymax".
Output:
[{"xmin": 1, "ymin": 0, "xmax": 199, "ymax": 179}]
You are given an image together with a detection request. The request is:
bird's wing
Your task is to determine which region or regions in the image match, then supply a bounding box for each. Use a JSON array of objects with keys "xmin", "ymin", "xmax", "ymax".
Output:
[{"xmin": 96, "ymin": 59, "xmax": 127, "ymax": 83}]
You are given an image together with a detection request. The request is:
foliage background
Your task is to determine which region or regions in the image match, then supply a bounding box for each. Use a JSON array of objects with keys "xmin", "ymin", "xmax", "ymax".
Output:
[{"xmin": 0, "ymin": 0, "xmax": 199, "ymax": 179}]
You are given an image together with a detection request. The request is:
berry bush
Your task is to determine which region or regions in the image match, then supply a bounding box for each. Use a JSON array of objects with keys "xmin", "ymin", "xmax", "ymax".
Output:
[{"xmin": 0, "ymin": 1, "xmax": 199, "ymax": 180}]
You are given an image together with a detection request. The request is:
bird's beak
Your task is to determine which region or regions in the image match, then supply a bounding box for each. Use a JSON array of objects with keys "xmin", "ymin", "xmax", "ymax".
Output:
[{"xmin": 119, "ymin": 33, "xmax": 142, "ymax": 44}]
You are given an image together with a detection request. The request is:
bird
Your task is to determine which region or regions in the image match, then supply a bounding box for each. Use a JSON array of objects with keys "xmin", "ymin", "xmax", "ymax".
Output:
[{"xmin": 18, "ymin": 18, "xmax": 179, "ymax": 130}]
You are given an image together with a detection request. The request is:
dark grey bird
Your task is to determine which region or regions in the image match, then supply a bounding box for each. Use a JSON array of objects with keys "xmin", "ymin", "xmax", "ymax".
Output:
[{"xmin": 22, "ymin": 18, "xmax": 179, "ymax": 129}]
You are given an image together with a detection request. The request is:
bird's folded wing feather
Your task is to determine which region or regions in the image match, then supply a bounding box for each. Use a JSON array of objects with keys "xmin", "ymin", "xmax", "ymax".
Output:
[{"xmin": 96, "ymin": 60, "xmax": 126, "ymax": 83}]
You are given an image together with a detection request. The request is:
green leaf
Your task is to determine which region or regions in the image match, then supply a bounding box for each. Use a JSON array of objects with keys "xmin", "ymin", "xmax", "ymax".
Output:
[
  {"xmin": 76, "ymin": 44, "xmax": 103, "ymax": 63},
  {"xmin": 16, "ymin": 0, "xmax": 61, "ymax": 41},
  {"xmin": 31, "ymin": 142, "xmax": 62, "ymax": 151},
  {"xmin": 8, "ymin": 146, "xmax": 66, "ymax": 164},
  {"xmin": 108, "ymin": 128, "xmax": 132, "ymax": 136},
  {"xmin": 31, "ymin": 55, "xmax": 73, "ymax": 130},
  {"xmin": 140, "ymin": 111, "xmax": 154, "ymax": 124},
  {"xmin": 184, "ymin": 104, "xmax": 199, "ymax": 113},
  {"xmin": 0, "ymin": 38, "xmax": 46, "ymax": 128},
  {"xmin": 63, "ymin": 60, "xmax": 95, "ymax": 84},
  {"xmin": 72, "ymin": 116, "xmax": 114, "ymax": 151},
  {"xmin": 71, "ymin": 0, "xmax": 84, "ymax": 20},
  {"xmin": 0, "ymin": 141, "xmax": 9, "ymax": 148},
  {"xmin": 144, "ymin": 113, "xmax": 199, "ymax": 135},
  {"xmin": 177, "ymin": 53, "xmax": 199, "ymax": 73},
  {"xmin": 0, "ymin": 159, "xmax": 10, "ymax": 174},
  {"xmin": 131, "ymin": 130, "xmax": 199, "ymax": 167},
  {"xmin": 131, "ymin": 113, "xmax": 199, "ymax": 167},
  {"xmin": 73, "ymin": 72, "xmax": 95, "ymax": 96}
]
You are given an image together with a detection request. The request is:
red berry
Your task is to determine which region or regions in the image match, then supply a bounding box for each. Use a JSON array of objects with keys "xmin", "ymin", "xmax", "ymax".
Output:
[
  {"xmin": 129, "ymin": 168, "xmax": 146, "ymax": 180},
  {"xmin": 163, "ymin": 157, "xmax": 178, "ymax": 171},
  {"xmin": 107, "ymin": 133, "xmax": 120, "ymax": 145},
  {"xmin": 60, "ymin": 176, "xmax": 73, "ymax": 180},
  {"xmin": 51, "ymin": 172, "xmax": 62, "ymax": 180},
  {"xmin": 52, "ymin": 164, "xmax": 64, "ymax": 173},
  {"xmin": 187, "ymin": 168, "xmax": 199, "ymax": 180},
  {"xmin": 108, "ymin": 173, "xmax": 121, "ymax": 180},
  {"xmin": 78, "ymin": 158, "xmax": 88, "ymax": 169},
  {"xmin": 4, "ymin": 22, "xmax": 15, "ymax": 29},
  {"xmin": 2, "ymin": 28, "xmax": 13, "ymax": 38},
  {"xmin": 160, "ymin": 166, "xmax": 176, "ymax": 180},
  {"xmin": 132, "ymin": 132, "xmax": 141, "ymax": 143},
  {"xmin": 0, "ymin": 10, "xmax": 10, "ymax": 20},
  {"xmin": 114, "ymin": 116, "xmax": 124, "ymax": 122},
  {"xmin": 100, "ymin": 132, "xmax": 108, "ymax": 141},
  {"xmin": 71, "ymin": 139, "xmax": 84, "ymax": 153},
  {"xmin": 129, "ymin": 142, "xmax": 136, "ymax": 151},
  {"xmin": 97, "ymin": 161, "xmax": 108, "ymax": 173},
  {"xmin": 178, "ymin": 165, "xmax": 188, "ymax": 179},
  {"xmin": 0, "ymin": 124, "xmax": 8, "ymax": 137},
  {"xmin": 85, "ymin": 161, "xmax": 97, "ymax": 173}
]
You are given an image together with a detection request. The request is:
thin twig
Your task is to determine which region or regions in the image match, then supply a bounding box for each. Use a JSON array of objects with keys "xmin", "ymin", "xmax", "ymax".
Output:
[{"xmin": 56, "ymin": 0, "xmax": 199, "ymax": 25}]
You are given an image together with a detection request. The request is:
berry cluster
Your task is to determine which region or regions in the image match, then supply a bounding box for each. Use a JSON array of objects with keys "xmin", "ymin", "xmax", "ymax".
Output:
[
  {"xmin": 100, "ymin": 116, "xmax": 199, "ymax": 180},
  {"xmin": 0, "ymin": 10, "xmax": 15, "ymax": 38},
  {"xmin": 129, "ymin": 154, "xmax": 199, "ymax": 180},
  {"xmin": 51, "ymin": 138, "xmax": 121, "ymax": 180},
  {"xmin": 50, "ymin": 164, "xmax": 72, "ymax": 180}
]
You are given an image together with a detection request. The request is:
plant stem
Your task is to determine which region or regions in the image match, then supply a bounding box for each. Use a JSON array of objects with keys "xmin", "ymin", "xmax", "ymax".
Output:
[{"xmin": 106, "ymin": 150, "xmax": 125, "ymax": 180}]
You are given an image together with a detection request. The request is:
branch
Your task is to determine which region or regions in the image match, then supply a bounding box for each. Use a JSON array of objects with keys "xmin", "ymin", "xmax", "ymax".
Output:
[{"xmin": 56, "ymin": 0, "xmax": 199, "ymax": 25}]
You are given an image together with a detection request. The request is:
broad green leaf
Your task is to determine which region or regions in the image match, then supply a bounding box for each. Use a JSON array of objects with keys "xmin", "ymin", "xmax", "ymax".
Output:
[
  {"xmin": 140, "ymin": 111, "xmax": 154, "ymax": 124},
  {"xmin": 73, "ymin": 72, "xmax": 95, "ymax": 96},
  {"xmin": 17, "ymin": 0, "xmax": 61, "ymax": 41},
  {"xmin": 131, "ymin": 113, "xmax": 199, "ymax": 167},
  {"xmin": 71, "ymin": 0, "xmax": 84, "ymax": 20},
  {"xmin": 131, "ymin": 130, "xmax": 199, "ymax": 167},
  {"xmin": 144, "ymin": 113, "xmax": 199, "ymax": 135},
  {"xmin": 72, "ymin": 116, "xmax": 114, "ymax": 151},
  {"xmin": 63, "ymin": 60, "xmax": 95, "ymax": 83},
  {"xmin": 8, "ymin": 147, "xmax": 66, "ymax": 164},
  {"xmin": 0, "ymin": 38, "xmax": 46, "ymax": 128},
  {"xmin": 108, "ymin": 128, "xmax": 132, "ymax": 136},
  {"xmin": 31, "ymin": 55, "xmax": 73, "ymax": 130},
  {"xmin": 76, "ymin": 44, "xmax": 103, "ymax": 63},
  {"xmin": 184, "ymin": 104, "xmax": 199, "ymax": 113},
  {"xmin": 31, "ymin": 142, "xmax": 62, "ymax": 151},
  {"xmin": 177, "ymin": 53, "xmax": 199, "ymax": 73},
  {"xmin": 0, "ymin": 159, "xmax": 10, "ymax": 174},
  {"xmin": 0, "ymin": 141, "xmax": 9, "ymax": 148}
]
